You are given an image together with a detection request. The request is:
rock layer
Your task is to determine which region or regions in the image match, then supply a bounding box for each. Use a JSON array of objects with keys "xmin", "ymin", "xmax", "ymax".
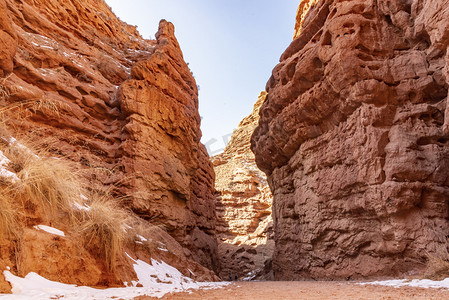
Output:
[
  {"xmin": 0, "ymin": 0, "xmax": 218, "ymax": 287},
  {"xmin": 252, "ymin": 0, "xmax": 449, "ymax": 280},
  {"xmin": 213, "ymin": 92, "xmax": 274, "ymax": 280}
]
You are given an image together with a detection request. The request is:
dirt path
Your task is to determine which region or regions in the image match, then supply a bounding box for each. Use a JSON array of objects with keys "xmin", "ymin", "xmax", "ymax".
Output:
[{"xmin": 137, "ymin": 281, "xmax": 449, "ymax": 300}]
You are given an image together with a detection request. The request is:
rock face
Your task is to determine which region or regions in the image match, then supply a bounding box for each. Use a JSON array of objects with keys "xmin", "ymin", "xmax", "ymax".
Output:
[
  {"xmin": 213, "ymin": 92, "xmax": 274, "ymax": 280},
  {"xmin": 0, "ymin": 0, "xmax": 218, "ymax": 284},
  {"xmin": 252, "ymin": 0, "xmax": 449, "ymax": 280}
]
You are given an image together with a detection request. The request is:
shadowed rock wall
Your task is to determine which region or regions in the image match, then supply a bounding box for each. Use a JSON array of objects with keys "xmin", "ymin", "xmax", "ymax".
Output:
[{"xmin": 252, "ymin": 0, "xmax": 449, "ymax": 280}]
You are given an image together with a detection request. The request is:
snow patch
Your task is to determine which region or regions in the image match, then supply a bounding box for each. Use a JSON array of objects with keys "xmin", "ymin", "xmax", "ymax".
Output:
[
  {"xmin": 33, "ymin": 225, "xmax": 65, "ymax": 237},
  {"xmin": 1, "ymin": 254, "xmax": 229, "ymax": 299},
  {"xmin": 0, "ymin": 150, "xmax": 19, "ymax": 182},
  {"xmin": 126, "ymin": 253, "xmax": 228, "ymax": 294},
  {"xmin": 242, "ymin": 270, "xmax": 257, "ymax": 281},
  {"xmin": 359, "ymin": 278, "xmax": 449, "ymax": 289},
  {"xmin": 73, "ymin": 202, "xmax": 90, "ymax": 211},
  {"xmin": 136, "ymin": 235, "xmax": 147, "ymax": 242},
  {"xmin": 73, "ymin": 194, "xmax": 90, "ymax": 211}
]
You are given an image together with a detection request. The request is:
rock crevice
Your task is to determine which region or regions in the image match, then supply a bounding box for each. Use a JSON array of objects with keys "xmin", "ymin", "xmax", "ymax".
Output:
[{"xmin": 213, "ymin": 92, "xmax": 274, "ymax": 280}]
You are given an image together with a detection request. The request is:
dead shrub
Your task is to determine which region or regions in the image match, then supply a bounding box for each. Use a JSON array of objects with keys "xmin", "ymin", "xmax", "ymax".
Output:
[
  {"xmin": 78, "ymin": 194, "xmax": 129, "ymax": 272},
  {"xmin": 15, "ymin": 152, "xmax": 81, "ymax": 224},
  {"xmin": 425, "ymin": 241, "xmax": 449, "ymax": 280},
  {"xmin": 0, "ymin": 189, "xmax": 19, "ymax": 240}
]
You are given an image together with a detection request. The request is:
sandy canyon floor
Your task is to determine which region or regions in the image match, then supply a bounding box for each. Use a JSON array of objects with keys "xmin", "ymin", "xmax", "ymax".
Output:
[{"xmin": 139, "ymin": 281, "xmax": 449, "ymax": 300}]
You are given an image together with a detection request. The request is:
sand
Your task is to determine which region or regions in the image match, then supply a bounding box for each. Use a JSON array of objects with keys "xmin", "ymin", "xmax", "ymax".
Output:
[{"xmin": 137, "ymin": 281, "xmax": 449, "ymax": 300}]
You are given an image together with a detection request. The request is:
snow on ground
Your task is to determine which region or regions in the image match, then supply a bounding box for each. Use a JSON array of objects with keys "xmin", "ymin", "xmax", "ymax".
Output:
[
  {"xmin": 33, "ymin": 225, "xmax": 65, "ymax": 237},
  {"xmin": 358, "ymin": 278, "xmax": 449, "ymax": 289},
  {"xmin": 0, "ymin": 254, "xmax": 229, "ymax": 299}
]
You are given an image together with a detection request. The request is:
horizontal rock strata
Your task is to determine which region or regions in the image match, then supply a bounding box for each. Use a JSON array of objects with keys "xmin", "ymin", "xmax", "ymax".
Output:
[{"xmin": 213, "ymin": 92, "xmax": 274, "ymax": 280}]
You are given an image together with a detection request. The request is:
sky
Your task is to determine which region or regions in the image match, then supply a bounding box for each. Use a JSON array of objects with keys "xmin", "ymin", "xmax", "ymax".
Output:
[{"xmin": 105, "ymin": 0, "xmax": 298, "ymax": 155}]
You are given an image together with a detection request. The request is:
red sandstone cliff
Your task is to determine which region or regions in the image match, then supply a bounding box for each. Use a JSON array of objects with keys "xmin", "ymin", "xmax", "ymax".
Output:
[
  {"xmin": 213, "ymin": 92, "xmax": 274, "ymax": 280},
  {"xmin": 252, "ymin": 0, "xmax": 449, "ymax": 280},
  {"xmin": 0, "ymin": 0, "xmax": 218, "ymax": 291}
]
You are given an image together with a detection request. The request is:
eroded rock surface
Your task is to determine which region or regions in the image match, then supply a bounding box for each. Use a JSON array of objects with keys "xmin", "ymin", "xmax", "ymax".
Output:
[
  {"xmin": 213, "ymin": 92, "xmax": 274, "ymax": 280},
  {"xmin": 252, "ymin": 0, "xmax": 449, "ymax": 280},
  {"xmin": 0, "ymin": 0, "xmax": 218, "ymax": 290}
]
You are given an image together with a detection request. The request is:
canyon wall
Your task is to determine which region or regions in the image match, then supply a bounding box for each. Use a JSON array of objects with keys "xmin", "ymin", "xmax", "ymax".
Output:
[
  {"xmin": 213, "ymin": 92, "xmax": 274, "ymax": 280},
  {"xmin": 0, "ymin": 0, "xmax": 217, "ymax": 279},
  {"xmin": 252, "ymin": 0, "xmax": 449, "ymax": 279}
]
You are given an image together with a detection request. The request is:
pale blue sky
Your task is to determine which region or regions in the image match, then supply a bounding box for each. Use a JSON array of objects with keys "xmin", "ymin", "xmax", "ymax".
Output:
[{"xmin": 105, "ymin": 0, "xmax": 298, "ymax": 155}]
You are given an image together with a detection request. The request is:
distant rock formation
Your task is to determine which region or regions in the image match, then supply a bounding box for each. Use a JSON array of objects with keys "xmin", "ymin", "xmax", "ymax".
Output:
[
  {"xmin": 213, "ymin": 92, "xmax": 274, "ymax": 280},
  {"xmin": 0, "ymin": 0, "xmax": 218, "ymax": 290},
  {"xmin": 252, "ymin": 0, "xmax": 449, "ymax": 280}
]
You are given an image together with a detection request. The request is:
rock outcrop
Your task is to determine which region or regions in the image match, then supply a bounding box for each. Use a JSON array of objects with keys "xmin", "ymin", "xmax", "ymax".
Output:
[
  {"xmin": 213, "ymin": 92, "xmax": 274, "ymax": 280},
  {"xmin": 0, "ymin": 0, "xmax": 218, "ymax": 290},
  {"xmin": 252, "ymin": 0, "xmax": 449, "ymax": 280}
]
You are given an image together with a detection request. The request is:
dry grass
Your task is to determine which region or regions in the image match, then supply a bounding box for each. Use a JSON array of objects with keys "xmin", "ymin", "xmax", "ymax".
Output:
[
  {"xmin": 78, "ymin": 194, "xmax": 129, "ymax": 272},
  {"xmin": 4, "ymin": 142, "xmax": 81, "ymax": 225},
  {"xmin": 425, "ymin": 243, "xmax": 449, "ymax": 280},
  {"xmin": 124, "ymin": 216, "xmax": 172, "ymax": 256},
  {"xmin": 0, "ymin": 74, "xmax": 11, "ymax": 101},
  {"xmin": 28, "ymin": 97, "xmax": 62, "ymax": 116},
  {"xmin": 0, "ymin": 97, "xmax": 63, "ymax": 131},
  {"xmin": 0, "ymin": 84, "xmax": 10, "ymax": 101},
  {"xmin": 0, "ymin": 189, "xmax": 19, "ymax": 240},
  {"xmin": 0, "ymin": 125, "xmax": 132, "ymax": 274}
]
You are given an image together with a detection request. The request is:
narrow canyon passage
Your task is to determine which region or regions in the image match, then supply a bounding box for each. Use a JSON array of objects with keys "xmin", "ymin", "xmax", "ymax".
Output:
[
  {"xmin": 0, "ymin": 0, "xmax": 449, "ymax": 298},
  {"xmin": 213, "ymin": 91, "xmax": 274, "ymax": 280}
]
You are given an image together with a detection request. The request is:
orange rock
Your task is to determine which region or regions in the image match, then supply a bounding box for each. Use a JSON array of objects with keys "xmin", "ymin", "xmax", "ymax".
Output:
[
  {"xmin": 213, "ymin": 92, "xmax": 274, "ymax": 280},
  {"xmin": 118, "ymin": 19, "xmax": 218, "ymax": 272},
  {"xmin": 19, "ymin": 228, "xmax": 102, "ymax": 286},
  {"xmin": 0, "ymin": 0, "xmax": 218, "ymax": 288},
  {"xmin": 252, "ymin": 0, "xmax": 449, "ymax": 280},
  {"xmin": 0, "ymin": 0, "xmax": 17, "ymax": 76}
]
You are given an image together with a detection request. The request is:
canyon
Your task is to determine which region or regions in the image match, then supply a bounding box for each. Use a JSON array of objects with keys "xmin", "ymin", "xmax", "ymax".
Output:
[
  {"xmin": 0, "ymin": 0, "xmax": 449, "ymax": 297},
  {"xmin": 213, "ymin": 91, "xmax": 274, "ymax": 280}
]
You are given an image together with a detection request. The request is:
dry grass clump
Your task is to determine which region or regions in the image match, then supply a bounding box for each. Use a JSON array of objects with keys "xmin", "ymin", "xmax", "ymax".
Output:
[
  {"xmin": 27, "ymin": 97, "xmax": 62, "ymax": 116},
  {"xmin": 425, "ymin": 242, "xmax": 449, "ymax": 280},
  {"xmin": 0, "ymin": 134, "xmax": 82, "ymax": 226},
  {"xmin": 0, "ymin": 75, "xmax": 11, "ymax": 101},
  {"xmin": 0, "ymin": 189, "xmax": 19, "ymax": 240},
  {"xmin": 78, "ymin": 194, "xmax": 129, "ymax": 272},
  {"xmin": 0, "ymin": 127, "xmax": 131, "ymax": 274},
  {"xmin": 124, "ymin": 216, "xmax": 173, "ymax": 256},
  {"xmin": 0, "ymin": 84, "xmax": 10, "ymax": 101},
  {"xmin": 0, "ymin": 97, "xmax": 63, "ymax": 126},
  {"xmin": 16, "ymin": 154, "xmax": 81, "ymax": 221}
]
